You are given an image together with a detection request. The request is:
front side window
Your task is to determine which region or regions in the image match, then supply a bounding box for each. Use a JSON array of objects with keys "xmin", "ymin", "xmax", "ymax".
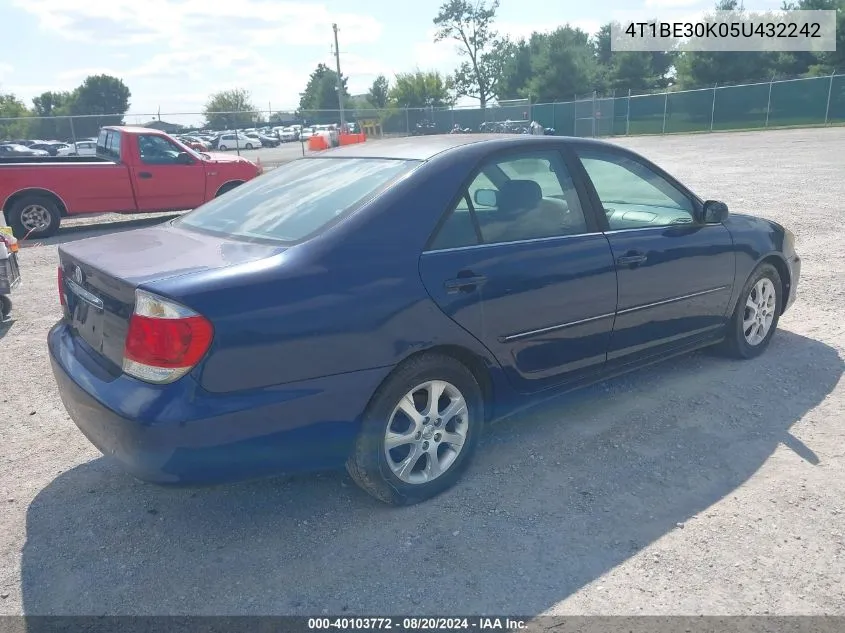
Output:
[
  {"xmin": 138, "ymin": 134, "xmax": 185, "ymax": 165},
  {"xmin": 429, "ymin": 151, "xmax": 588, "ymax": 250},
  {"xmin": 575, "ymin": 148, "xmax": 695, "ymax": 230},
  {"xmin": 177, "ymin": 157, "xmax": 419, "ymax": 243}
]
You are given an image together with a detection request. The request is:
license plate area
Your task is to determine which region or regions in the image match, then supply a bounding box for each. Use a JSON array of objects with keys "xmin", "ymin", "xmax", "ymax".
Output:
[{"xmin": 67, "ymin": 277, "xmax": 106, "ymax": 352}]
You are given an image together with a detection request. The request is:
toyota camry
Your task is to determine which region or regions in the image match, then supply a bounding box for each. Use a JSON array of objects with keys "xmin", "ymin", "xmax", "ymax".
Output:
[{"xmin": 49, "ymin": 135, "xmax": 801, "ymax": 505}]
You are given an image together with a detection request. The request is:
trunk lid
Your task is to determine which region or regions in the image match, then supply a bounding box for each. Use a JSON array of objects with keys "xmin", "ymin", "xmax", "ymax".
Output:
[{"xmin": 59, "ymin": 222, "xmax": 284, "ymax": 370}]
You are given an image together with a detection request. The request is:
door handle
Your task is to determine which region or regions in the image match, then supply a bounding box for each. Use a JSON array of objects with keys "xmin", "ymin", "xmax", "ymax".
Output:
[
  {"xmin": 616, "ymin": 253, "xmax": 647, "ymax": 266},
  {"xmin": 444, "ymin": 274, "xmax": 487, "ymax": 294},
  {"xmin": 138, "ymin": 172, "xmax": 153, "ymax": 179}
]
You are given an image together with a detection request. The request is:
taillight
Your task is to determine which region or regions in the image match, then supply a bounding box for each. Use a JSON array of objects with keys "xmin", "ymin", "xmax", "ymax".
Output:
[
  {"xmin": 57, "ymin": 266, "xmax": 66, "ymax": 308},
  {"xmin": 122, "ymin": 289, "xmax": 213, "ymax": 384}
]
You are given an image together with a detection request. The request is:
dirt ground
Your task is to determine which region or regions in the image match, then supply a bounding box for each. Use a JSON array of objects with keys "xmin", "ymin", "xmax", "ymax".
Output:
[{"xmin": 0, "ymin": 127, "xmax": 843, "ymax": 617}]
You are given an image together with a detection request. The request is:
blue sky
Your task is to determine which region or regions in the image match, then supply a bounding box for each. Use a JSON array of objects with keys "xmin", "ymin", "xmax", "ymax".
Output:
[{"xmin": 0, "ymin": 0, "xmax": 785, "ymax": 126}]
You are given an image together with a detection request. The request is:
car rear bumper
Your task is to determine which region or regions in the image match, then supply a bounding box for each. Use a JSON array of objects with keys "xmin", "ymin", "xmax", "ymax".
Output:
[{"xmin": 48, "ymin": 322, "xmax": 389, "ymax": 484}]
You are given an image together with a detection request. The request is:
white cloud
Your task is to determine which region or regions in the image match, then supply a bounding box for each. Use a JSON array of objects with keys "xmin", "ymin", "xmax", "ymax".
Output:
[
  {"xmin": 644, "ymin": 0, "xmax": 703, "ymax": 8},
  {"xmin": 11, "ymin": 0, "xmax": 383, "ymax": 47},
  {"xmin": 497, "ymin": 20, "xmax": 602, "ymax": 39}
]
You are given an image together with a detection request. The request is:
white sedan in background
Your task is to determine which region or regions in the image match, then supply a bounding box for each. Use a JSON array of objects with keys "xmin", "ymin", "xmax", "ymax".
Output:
[
  {"xmin": 217, "ymin": 133, "xmax": 259, "ymax": 150},
  {"xmin": 56, "ymin": 141, "xmax": 98, "ymax": 157}
]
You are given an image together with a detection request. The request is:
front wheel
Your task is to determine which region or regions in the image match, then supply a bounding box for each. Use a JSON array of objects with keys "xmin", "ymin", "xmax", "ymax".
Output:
[
  {"xmin": 346, "ymin": 354, "xmax": 484, "ymax": 505},
  {"xmin": 245, "ymin": 143, "xmax": 254, "ymax": 150},
  {"xmin": 720, "ymin": 263, "xmax": 782, "ymax": 359},
  {"xmin": 219, "ymin": 144, "xmax": 228, "ymax": 151}
]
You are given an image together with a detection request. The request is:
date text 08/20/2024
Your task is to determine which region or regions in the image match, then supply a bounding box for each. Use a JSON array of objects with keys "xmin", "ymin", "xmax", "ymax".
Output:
[{"xmin": 307, "ymin": 617, "xmax": 528, "ymax": 630}]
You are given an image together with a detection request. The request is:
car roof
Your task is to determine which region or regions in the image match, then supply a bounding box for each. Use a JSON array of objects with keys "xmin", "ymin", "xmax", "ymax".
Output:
[{"xmin": 315, "ymin": 134, "xmax": 617, "ymax": 161}]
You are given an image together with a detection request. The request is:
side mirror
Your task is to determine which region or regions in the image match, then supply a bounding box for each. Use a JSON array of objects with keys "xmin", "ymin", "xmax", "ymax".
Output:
[
  {"xmin": 703, "ymin": 200, "xmax": 729, "ymax": 223},
  {"xmin": 176, "ymin": 151, "xmax": 194, "ymax": 165},
  {"xmin": 473, "ymin": 188, "xmax": 498, "ymax": 207}
]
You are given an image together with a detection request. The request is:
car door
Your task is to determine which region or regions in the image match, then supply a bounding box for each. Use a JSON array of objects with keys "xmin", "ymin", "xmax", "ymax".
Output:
[
  {"xmin": 131, "ymin": 133, "xmax": 206, "ymax": 211},
  {"xmin": 419, "ymin": 148, "xmax": 618, "ymax": 394},
  {"xmin": 570, "ymin": 144, "xmax": 736, "ymax": 370}
]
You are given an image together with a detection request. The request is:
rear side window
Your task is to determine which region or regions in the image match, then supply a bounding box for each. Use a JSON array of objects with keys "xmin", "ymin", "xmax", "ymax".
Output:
[
  {"xmin": 177, "ymin": 158, "xmax": 419, "ymax": 243},
  {"xmin": 97, "ymin": 130, "xmax": 121, "ymax": 159}
]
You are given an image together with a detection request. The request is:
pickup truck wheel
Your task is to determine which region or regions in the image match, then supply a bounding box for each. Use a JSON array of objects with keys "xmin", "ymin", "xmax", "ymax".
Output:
[{"xmin": 8, "ymin": 196, "xmax": 61, "ymax": 239}]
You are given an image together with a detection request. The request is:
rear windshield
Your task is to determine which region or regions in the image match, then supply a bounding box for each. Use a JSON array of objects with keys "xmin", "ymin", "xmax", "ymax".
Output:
[{"xmin": 177, "ymin": 157, "xmax": 418, "ymax": 243}]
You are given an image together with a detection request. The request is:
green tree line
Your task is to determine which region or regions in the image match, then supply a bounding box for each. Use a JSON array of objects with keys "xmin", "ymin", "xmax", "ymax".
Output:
[{"xmin": 0, "ymin": 74, "xmax": 130, "ymax": 140}]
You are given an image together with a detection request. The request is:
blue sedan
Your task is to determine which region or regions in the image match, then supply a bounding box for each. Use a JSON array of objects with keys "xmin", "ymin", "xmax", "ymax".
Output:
[{"xmin": 49, "ymin": 135, "xmax": 801, "ymax": 505}]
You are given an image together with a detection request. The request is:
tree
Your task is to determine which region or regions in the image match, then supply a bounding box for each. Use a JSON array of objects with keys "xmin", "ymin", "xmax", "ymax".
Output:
[
  {"xmin": 782, "ymin": 0, "xmax": 845, "ymax": 72},
  {"xmin": 674, "ymin": 1, "xmax": 777, "ymax": 88},
  {"xmin": 495, "ymin": 38, "xmax": 534, "ymax": 100},
  {"xmin": 204, "ymin": 88, "xmax": 257, "ymax": 130},
  {"xmin": 68, "ymin": 74, "xmax": 131, "ymax": 137},
  {"xmin": 30, "ymin": 90, "xmax": 74, "ymax": 139},
  {"xmin": 594, "ymin": 23, "xmax": 676, "ymax": 92},
  {"xmin": 433, "ymin": 0, "xmax": 506, "ymax": 108},
  {"xmin": 525, "ymin": 27, "xmax": 601, "ymax": 102},
  {"xmin": 0, "ymin": 92, "xmax": 30, "ymax": 139},
  {"xmin": 368, "ymin": 75, "xmax": 390, "ymax": 109},
  {"xmin": 298, "ymin": 63, "xmax": 349, "ymax": 123},
  {"xmin": 389, "ymin": 70, "xmax": 455, "ymax": 108}
]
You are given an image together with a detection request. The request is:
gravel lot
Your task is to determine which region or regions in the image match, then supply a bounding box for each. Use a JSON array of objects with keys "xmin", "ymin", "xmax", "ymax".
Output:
[{"xmin": 0, "ymin": 127, "xmax": 843, "ymax": 617}]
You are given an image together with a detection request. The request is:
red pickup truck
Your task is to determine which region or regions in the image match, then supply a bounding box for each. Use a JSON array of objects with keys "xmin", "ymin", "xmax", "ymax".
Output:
[{"xmin": 0, "ymin": 126, "xmax": 262, "ymax": 238}]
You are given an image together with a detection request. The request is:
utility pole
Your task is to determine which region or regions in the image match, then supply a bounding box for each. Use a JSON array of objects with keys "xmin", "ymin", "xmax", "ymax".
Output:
[{"xmin": 332, "ymin": 23, "xmax": 346, "ymax": 129}]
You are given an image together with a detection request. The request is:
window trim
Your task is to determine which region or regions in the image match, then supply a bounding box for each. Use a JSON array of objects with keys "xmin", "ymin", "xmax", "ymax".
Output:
[
  {"xmin": 565, "ymin": 142, "xmax": 705, "ymax": 232},
  {"xmin": 424, "ymin": 146, "xmax": 601, "ymax": 252}
]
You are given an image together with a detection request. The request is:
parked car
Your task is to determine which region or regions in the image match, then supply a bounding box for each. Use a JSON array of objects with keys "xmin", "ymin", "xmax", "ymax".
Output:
[
  {"xmin": 57, "ymin": 140, "xmax": 97, "ymax": 157},
  {"xmin": 47, "ymin": 135, "xmax": 800, "ymax": 506},
  {"xmin": 216, "ymin": 133, "xmax": 259, "ymax": 150},
  {"xmin": 257, "ymin": 133, "xmax": 280, "ymax": 147},
  {"xmin": 244, "ymin": 132, "xmax": 281, "ymax": 147},
  {"xmin": 412, "ymin": 120, "xmax": 438, "ymax": 135},
  {"xmin": 0, "ymin": 126, "xmax": 261, "ymax": 238},
  {"xmin": 28, "ymin": 141, "xmax": 71, "ymax": 156},
  {"xmin": 0, "ymin": 144, "xmax": 49, "ymax": 157},
  {"xmin": 178, "ymin": 135, "xmax": 211, "ymax": 152}
]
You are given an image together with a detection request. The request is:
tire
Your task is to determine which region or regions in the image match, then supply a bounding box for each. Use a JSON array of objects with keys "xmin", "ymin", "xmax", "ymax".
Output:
[
  {"xmin": 245, "ymin": 143, "xmax": 254, "ymax": 150},
  {"xmin": 0, "ymin": 295, "xmax": 11, "ymax": 320},
  {"xmin": 720, "ymin": 262, "xmax": 782, "ymax": 359},
  {"xmin": 219, "ymin": 144, "xmax": 228, "ymax": 151},
  {"xmin": 7, "ymin": 194, "xmax": 62, "ymax": 239},
  {"xmin": 346, "ymin": 353, "xmax": 484, "ymax": 506}
]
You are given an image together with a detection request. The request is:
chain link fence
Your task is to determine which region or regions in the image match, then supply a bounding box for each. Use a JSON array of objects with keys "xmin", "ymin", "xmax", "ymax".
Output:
[{"xmin": 1, "ymin": 73, "xmax": 843, "ymax": 143}]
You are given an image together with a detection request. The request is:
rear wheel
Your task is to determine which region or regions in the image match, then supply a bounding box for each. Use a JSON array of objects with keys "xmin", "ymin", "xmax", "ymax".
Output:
[
  {"xmin": 346, "ymin": 353, "xmax": 484, "ymax": 505},
  {"xmin": 7, "ymin": 195, "xmax": 62, "ymax": 239},
  {"xmin": 720, "ymin": 263, "xmax": 782, "ymax": 359},
  {"xmin": 219, "ymin": 144, "xmax": 228, "ymax": 151},
  {"xmin": 245, "ymin": 143, "xmax": 254, "ymax": 150}
]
